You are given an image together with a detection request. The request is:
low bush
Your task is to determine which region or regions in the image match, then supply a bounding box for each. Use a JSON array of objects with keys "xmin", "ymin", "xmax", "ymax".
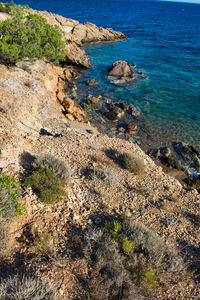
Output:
[
  {"xmin": 84, "ymin": 218, "xmax": 184, "ymax": 298},
  {"xmin": 25, "ymin": 167, "xmax": 67, "ymax": 204},
  {"xmin": 114, "ymin": 150, "xmax": 145, "ymax": 175},
  {"xmin": 0, "ymin": 274, "xmax": 55, "ymax": 300},
  {"xmin": 0, "ymin": 12, "xmax": 67, "ymax": 65},
  {"xmin": 32, "ymin": 154, "xmax": 71, "ymax": 182}
]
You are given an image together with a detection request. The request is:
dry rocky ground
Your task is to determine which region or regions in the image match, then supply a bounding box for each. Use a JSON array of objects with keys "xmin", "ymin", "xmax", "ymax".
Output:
[
  {"xmin": 0, "ymin": 59, "xmax": 200, "ymax": 299},
  {"xmin": 0, "ymin": 9, "xmax": 200, "ymax": 300}
]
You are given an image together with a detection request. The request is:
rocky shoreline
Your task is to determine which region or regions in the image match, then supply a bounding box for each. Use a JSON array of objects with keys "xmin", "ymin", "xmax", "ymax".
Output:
[{"xmin": 0, "ymin": 8, "xmax": 200, "ymax": 300}]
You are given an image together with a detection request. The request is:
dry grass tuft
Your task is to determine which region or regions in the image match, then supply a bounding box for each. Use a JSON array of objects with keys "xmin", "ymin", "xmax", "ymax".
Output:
[
  {"xmin": 0, "ymin": 274, "xmax": 55, "ymax": 300},
  {"xmin": 114, "ymin": 150, "xmax": 146, "ymax": 175}
]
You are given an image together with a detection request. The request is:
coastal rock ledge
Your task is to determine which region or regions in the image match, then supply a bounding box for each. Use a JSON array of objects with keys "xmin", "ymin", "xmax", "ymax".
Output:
[{"xmin": 0, "ymin": 9, "xmax": 126, "ymax": 68}]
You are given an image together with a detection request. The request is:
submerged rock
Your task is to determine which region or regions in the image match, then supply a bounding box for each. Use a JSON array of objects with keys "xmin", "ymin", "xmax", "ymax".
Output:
[
  {"xmin": 100, "ymin": 103, "xmax": 125, "ymax": 122},
  {"xmin": 86, "ymin": 79, "xmax": 98, "ymax": 86}
]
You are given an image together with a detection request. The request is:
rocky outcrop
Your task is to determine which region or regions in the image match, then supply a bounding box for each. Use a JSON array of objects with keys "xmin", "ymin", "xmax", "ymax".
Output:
[
  {"xmin": 27, "ymin": 10, "xmax": 126, "ymax": 68},
  {"xmin": 108, "ymin": 60, "xmax": 146, "ymax": 84},
  {"xmin": 108, "ymin": 60, "xmax": 135, "ymax": 78}
]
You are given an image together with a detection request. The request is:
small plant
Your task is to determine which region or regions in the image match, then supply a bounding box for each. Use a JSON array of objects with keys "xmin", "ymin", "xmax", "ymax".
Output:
[
  {"xmin": 0, "ymin": 174, "xmax": 25, "ymax": 219},
  {"xmin": 32, "ymin": 154, "xmax": 71, "ymax": 182},
  {"xmin": 34, "ymin": 232, "xmax": 53, "ymax": 256},
  {"xmin": 114, "ymin": 150, "xmax": 146, "ymax": 175},
  {"xmin": 0, "ymin": 274, "xmax": 55, "ymax": 300},
  {"xmin": 143, "ymin": 268, "xmax": 157, "ymax": 291},
  {"xmin": 25, "ymin": 167, "xmax": 67, "ymax": 204}
]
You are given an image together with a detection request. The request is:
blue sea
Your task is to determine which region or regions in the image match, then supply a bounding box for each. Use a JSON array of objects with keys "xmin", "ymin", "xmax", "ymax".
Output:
[{"xmin": 2, "ymin": 0, "xmax": 200, "ymax": 148}]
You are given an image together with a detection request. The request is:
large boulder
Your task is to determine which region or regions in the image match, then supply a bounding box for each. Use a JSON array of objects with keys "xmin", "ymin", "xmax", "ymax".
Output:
[{"xmin": 108, "ymin": 61, "xmax": 134, "ymax": 78}]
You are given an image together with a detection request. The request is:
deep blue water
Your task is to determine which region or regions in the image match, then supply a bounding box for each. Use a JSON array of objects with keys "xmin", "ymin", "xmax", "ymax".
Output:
[{"xmin": 2, "ymin": 0, "xmax": 200, "ymax": 147}]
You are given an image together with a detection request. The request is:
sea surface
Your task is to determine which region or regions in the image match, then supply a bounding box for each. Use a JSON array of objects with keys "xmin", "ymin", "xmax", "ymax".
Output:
[{"xmin": 2, "ymin": 0, "xmax": 200, "ymax": 148}]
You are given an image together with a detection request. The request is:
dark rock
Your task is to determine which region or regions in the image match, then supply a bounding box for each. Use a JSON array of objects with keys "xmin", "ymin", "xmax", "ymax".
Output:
[
  {"xmin": 149, "ymin": 142, "xmax": 200, "ymax": 175},
  {"xmin": 86, "ymin": 95, "xmax": 101, "ymax": 105},
  {"xmin": 129, "ymin": 105, "xmax": 142, "ymax": 118},
  {"xmin": 100, "ymin": 104, "xmax": 124, "ymax": 122},
  {"xmin": 119, "ymin": 102, "xmax": 129, "ymax": 111},
  {"xmin": 127, "ymin": 122, "xmax": 137, "ymax": 134},
  {"xmin": 86, "ymin": 79, "xmax": 98, "ymax": 86}
]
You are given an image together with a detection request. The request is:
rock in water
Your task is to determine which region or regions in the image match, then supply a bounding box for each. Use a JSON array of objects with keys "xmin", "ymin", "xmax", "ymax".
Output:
[
  {"xmin": 86, "ymin": 79, "xmax": 98, "ymax": 86},
  {"xmin": 108, "ymin": 60, "xmax": 134, "ymax": 78}
]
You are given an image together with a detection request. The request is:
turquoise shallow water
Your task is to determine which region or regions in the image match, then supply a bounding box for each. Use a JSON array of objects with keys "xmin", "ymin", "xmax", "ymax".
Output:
[{"xmin": 2, "ymin": 0, "xmax": 200, "ymax": 148}]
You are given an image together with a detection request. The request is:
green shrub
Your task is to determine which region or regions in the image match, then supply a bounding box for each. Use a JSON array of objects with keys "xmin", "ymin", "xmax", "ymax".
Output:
[
  {"xmin": 0, "ymin": 174, "xmax": 25, "ymax": 219},
  {"xmin": 0, "ymin": 12, "xmax": 67, "ymax": 65},
  {"xmin": 32, "ymin": 154, "xmax": 71, "ymax": 182},
  {"xmin": 25, "ymin": 167, "xmax": 67, "ymax": 204},
  {"xmin": 84, "ymin": 228, "xmax": 141, "ymax": 300},
  {"xmin": 0, "ymin": 274, "xmax": 55, "ymax": 300},
  {"xmin": 114, "ymin": 150, "xmax": 145, "ymax": 175},
  {"xmin": 84, "ymin": 218, "xmax": 184, "ymax": 297},
  {"xmin": 0, "ymin": 2, "xmax": 28, "ymax": 16}
]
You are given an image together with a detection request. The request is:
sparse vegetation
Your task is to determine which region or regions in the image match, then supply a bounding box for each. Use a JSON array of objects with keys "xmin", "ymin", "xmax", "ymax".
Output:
[
  {"xmin": 32, "ymin": 154, "xmax": 71, "ymax": 182},
  {"xmin": 33, "ymin": 232, "xmax": 54, "ymax": 256},
  {"xmin": 0, "ymin": 274, "xmax": 55, "ymax": 300},
  {"xmin": 0, "ymin": 217, "xmax": 10, "ymax": 260},
  {"xmin": 83, "ymin": 218, "xmax": 184, "ymax": 299},
  {"xmin": 114, "ymin": 150, "xmax": 146, "ymax": 175},
  {"xmin": 25, "ymin": 167, "xmax": 67, "ymax": 204},
  {"xmin": 0, "ymin": 174, "xmax": 25, "ymax": 219},
  {"xmin": 0, "ymin": 9, "xmax": 67, "ymax": 65}
]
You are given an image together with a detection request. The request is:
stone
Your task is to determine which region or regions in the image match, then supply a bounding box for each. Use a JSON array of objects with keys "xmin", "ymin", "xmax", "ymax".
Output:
[
  {"xmin": 101, "ymin": 104, "xmax": 125, "ymax": 121},
  {"xmin": 108, "ymin": 60, "xmax": 133, "ymax": 78},
  {"xmin": 86, "ymin": 79, "xmax": 98, "ymax": 86},
  {"xmin": 119, "ymin": 102, "xmax": 129, "ymax": 111},
  {"xmin": 127, "ymin": 122, "xmax": 137, "ymax": 134}
]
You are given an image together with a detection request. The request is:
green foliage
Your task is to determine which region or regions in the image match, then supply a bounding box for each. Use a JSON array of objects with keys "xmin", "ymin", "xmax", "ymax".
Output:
[
  {"xmin": 0, "ymin": 1, "xmax": 25, "ymax": 14},
  {"xmin": 0, "ymin": 274, "xmax": 55, "ymax": 300},
  {"xmin": 25, "ymin": 167, "xmax": 67, "ymax": 204},
  {"xmin": 0, "ymin": 174, "xmax": 19, "ymax": 189},
  {"xmin": 0, "ymin": 174, "xmax": 25, "ymax": 219},
  {"xmin": 103, "ymin": 220, "xmax": 135, "ymax": 254},
  {"xmin": 144, "ymin": 268, "xmax": 157, "ymax": 290},
  {"xmin": 0, "ymin": 12, "xmax": 67, "ymax": 65},
  {"xmin": 122, "ymin": 237, "xmax": 135, "ymax": 255}
]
